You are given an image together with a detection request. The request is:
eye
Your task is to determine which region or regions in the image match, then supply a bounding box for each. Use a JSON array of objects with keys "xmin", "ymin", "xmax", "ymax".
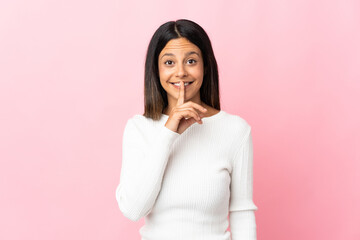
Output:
[
  {"xmin": 187, "ymin": 59, "xmax": 197, "ymax": 64},
  {"xmin": 164, "ymin": 60, "xmax": 173, "ymax": 65}
]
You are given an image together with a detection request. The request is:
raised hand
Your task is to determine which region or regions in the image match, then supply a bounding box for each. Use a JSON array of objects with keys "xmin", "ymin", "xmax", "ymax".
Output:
[{"xmin": 164, "ymin": 81, "xmax": 207, "ymax": 134}]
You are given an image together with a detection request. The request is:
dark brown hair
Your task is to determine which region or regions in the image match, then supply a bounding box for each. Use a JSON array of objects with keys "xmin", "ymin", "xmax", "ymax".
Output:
[{"xmin": 143, "ymin": 19, "xmax": 220, "ymax": 120}]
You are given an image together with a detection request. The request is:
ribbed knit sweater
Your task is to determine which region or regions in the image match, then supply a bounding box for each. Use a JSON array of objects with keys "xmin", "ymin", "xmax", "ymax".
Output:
[{"xmin": 115, "ymin": 110, "xmax": 258, "ymax": 240}]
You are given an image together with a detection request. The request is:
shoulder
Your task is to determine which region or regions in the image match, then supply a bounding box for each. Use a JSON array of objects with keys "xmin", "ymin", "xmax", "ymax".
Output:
[
  {"xmin": 222, "ymin": 111, "xmax": 251, "ymax": 134},
  {"xmin": 125, "ymin": 113, "xmax": 156, "ymax": 126},
  {"xmin": 123, "ymin": 113, "xmax": 160, "ymax": 136},
  {"xmin": 222, "ymin": 113, "xmax": 253, "ymax": 166},
  {"xmin": 220, "ymin": 111, "xmax": 252, "ymax": 149}
]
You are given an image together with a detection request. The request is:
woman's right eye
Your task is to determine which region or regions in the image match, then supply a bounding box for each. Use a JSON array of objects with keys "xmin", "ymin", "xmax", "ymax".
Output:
[{"xmin": 164, "ymin": 60, "xmax": 173, "ymax": 65}]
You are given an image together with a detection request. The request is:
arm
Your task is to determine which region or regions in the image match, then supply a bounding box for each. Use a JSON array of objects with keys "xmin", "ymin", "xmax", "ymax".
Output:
[
  {"xmin": 115, "ymin": 118, "xmax": 180, "ymax": 221},
  {"xmin": 229, "ymin": 126, "xmax": 258, "ymax": 240}
]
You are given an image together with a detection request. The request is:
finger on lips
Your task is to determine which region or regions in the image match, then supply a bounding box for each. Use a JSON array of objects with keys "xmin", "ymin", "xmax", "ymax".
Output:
[
  {"xmin": 176, "ymin": 80, "xmax": 207, "ymax": 122},
  {"xmin": 177, "ymin": 81, "xmax": 185, "ymax": 106}
]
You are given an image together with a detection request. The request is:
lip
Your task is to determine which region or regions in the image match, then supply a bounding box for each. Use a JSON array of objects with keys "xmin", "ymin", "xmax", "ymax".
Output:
[{"xmin": 169, "ymin": 81, "xmax": 194, "ymax": 89}]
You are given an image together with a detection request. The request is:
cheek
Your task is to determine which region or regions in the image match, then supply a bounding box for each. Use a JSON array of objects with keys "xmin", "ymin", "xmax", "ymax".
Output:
[
  {"xmin": 194, "ymin": 67, "xmax": 204, "ymax": 86},
  {"xmin": 159, "ymin": 67, "xmax": 171, "ymax": 80},
  {"xmin": 191, "ymin": 64, "xmax": 204, "ymax": 78},
  {"xmin": 159, "ymin": 70, "xmax": 172, "ymax": 89}
]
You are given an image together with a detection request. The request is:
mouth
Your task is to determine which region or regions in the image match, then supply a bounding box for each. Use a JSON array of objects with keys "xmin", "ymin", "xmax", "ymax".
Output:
[{"xmin": 169, "ymin": 81, "xmax": 194, "ymax": 89}]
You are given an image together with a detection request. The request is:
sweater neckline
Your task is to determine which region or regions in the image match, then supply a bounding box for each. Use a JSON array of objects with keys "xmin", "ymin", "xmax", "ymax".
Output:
[{"xmin": 161, "ymin": 110, "xmax": 225, "ymax": 122}]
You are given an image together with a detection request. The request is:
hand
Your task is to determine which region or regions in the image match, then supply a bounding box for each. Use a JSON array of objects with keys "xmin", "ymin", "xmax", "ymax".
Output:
[{"xmin": 164, "ymin": 81, "xmax": 208, "ymax": 134}]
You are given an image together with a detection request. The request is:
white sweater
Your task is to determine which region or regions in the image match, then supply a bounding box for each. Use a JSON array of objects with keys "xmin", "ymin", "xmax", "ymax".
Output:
[{"xmin": 115, "ymin": 110, "xmax": 258, "ymax": 240}]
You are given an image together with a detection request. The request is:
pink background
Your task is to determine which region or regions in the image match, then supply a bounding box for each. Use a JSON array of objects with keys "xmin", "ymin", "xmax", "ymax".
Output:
[{"xmin": 1, "ymin": 0, "xmax": 359, "ymax": 239}]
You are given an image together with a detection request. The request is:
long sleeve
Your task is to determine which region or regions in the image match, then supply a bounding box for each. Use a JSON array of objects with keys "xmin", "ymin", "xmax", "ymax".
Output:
[
  {"xmin": 229, "ymin": 126, "xmax": 258, "ymax": 240},
  {"xmin": 115, "ymin": 117, "xmax": 180, "ymax": 221}
]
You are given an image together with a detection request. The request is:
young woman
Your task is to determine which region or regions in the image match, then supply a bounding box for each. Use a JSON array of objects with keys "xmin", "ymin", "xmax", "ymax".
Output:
[{"xmin": 116, "ymin": 19, "xmax": 258, "ymax": 240}]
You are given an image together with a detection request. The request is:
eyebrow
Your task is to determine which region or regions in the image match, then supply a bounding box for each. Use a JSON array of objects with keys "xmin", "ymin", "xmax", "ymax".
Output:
[{"xmin": 160, "ymin": 51, "xmax": 200, "ymax": 60}]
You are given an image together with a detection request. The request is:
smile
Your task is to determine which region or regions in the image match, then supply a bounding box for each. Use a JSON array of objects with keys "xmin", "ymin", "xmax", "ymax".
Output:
[{"xmin": 170, "ymin": 81, "xmax": 194, "ymax": 88}]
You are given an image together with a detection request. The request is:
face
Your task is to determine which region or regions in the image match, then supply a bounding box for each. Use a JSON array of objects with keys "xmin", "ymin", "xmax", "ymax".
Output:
[{"xmin": 158, "ymin": 37, "xmax": 204, "ymax": 104}]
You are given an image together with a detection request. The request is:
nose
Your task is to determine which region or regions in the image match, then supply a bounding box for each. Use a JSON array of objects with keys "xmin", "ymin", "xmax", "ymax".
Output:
[{"xmin": 175, "ymin": 63, "xmax": 187, "ymax": 78}]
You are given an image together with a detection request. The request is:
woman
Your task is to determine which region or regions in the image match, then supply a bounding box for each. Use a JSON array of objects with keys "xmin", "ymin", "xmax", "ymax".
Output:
[{"xmin": 115, "ymin": 19, "xmax": 258, "ymax": 240}]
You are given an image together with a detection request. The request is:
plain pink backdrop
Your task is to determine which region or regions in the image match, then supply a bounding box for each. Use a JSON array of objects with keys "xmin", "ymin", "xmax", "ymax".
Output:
[{"xmin": 0, "ymin": 0, "xmax": 359, "ymax": 239}]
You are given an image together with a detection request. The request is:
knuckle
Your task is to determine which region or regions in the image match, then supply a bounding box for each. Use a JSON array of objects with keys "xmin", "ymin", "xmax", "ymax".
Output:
[{"xmin": 191, "ymin": 102, "xmax": 202, "ymax": 109}]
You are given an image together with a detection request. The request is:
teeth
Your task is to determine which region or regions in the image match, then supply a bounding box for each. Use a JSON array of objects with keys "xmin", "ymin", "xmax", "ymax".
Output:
[{"xmin": 173, "ymin": 82, "xmax": 191, "ymax": 86}]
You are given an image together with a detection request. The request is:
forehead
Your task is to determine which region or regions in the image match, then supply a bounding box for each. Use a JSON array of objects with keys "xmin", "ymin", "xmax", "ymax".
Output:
[{"xmin": 160, "ymin": 38, "xmax": 201, "ymax": 55}]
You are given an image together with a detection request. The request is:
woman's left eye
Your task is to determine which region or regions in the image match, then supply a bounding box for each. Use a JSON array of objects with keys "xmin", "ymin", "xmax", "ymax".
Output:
[{"xmin": 188, "ymin": 59, "xmax": 196, "ymax": 64}]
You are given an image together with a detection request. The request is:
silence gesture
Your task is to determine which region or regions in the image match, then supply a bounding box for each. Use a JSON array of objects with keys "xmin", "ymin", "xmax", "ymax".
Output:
[{"xmin": 164, "ymin": 81, "xmax": 208, "ymax": 134}]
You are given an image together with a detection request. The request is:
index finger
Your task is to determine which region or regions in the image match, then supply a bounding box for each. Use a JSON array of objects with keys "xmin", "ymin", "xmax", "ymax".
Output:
[{"xmin": 177, "ymin": 81, "xmax": 185, "ymax": 106}]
